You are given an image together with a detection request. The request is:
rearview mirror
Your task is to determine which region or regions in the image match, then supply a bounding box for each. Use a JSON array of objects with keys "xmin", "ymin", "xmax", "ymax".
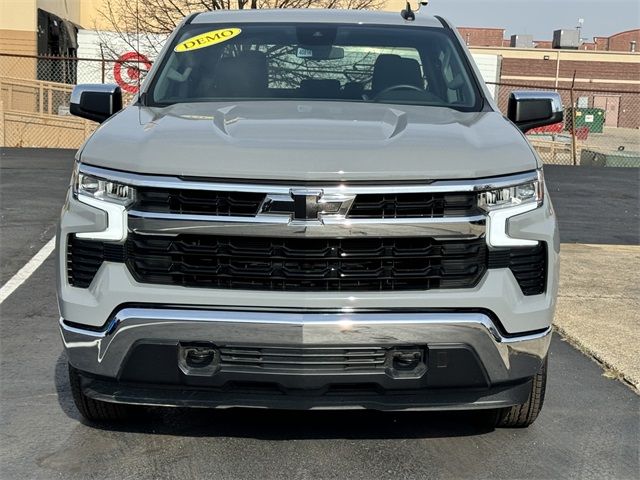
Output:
[
  {"xmin": 70, "ymin": 84, "xmax": 123, "ymax": 123},
  {"xmin": 507, "ymin": 91, "xmax": 563, "ymax": 132}
]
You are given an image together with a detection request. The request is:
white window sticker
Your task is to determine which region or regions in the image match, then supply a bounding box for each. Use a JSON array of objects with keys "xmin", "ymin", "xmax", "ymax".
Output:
[{"xmin": 297, "ymin": 47, "xmax": 313, "ymax": 58}]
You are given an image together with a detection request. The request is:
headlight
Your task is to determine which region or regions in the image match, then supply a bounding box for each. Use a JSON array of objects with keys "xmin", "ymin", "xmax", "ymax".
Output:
[
  {"xmin": 73, "ymin": 167, "xmax": 135, "ymax": 206},
  {"xmin": 478, "ymin": 169, "xmax": 544, "ymax": 211}
]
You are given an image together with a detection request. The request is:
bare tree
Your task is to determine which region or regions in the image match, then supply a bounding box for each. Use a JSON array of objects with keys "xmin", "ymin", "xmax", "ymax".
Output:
[
  {"xmin": 96, "ymin": 0, "xmax": 386, "ymax": 57},
  {"xmin": 94, "ymin": 0, "xmax": 385, "ymax": 92}
]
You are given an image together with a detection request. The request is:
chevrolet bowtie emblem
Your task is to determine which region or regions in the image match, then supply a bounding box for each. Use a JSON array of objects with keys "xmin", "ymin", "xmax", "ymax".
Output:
[
  {"xmin": 290, "ymin": 189, "xmax": 323, "ymax": 221},
  {"xmin": 289, "ymin": 189, "xmax": 355, "ymax": 222},
  {"xmin": 259, "ymin": 189, "xmax": 356, "ymax": 222}
]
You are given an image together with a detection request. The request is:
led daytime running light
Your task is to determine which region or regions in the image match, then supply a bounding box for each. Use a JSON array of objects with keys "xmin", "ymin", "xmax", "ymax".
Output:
[{"xmin": 75, "ymin": 169, "xmax": 135, "ymax": 206}]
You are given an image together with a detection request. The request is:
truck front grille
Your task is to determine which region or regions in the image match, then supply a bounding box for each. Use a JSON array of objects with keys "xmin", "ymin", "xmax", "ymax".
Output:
[
  {"xmin": 347, "ymin": 193, "xmax": 479, "ymax": 218},
  {"xmin": 131, "ymin": 188, "xmax": 479, "ymax": 219},
  {"xmin": 133, "ymin": 188, "xmax": 265, "ymax": 216},
  {"xmin": 67, "ymin": 236, "xmax": 547, "ymax": 295},
  {"xmin": 125, "ymin": 234, "xmax": 487, "ymax": 291}
]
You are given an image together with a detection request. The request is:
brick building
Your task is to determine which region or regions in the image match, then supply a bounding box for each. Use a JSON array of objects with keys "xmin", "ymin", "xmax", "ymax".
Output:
[
  {"xmin": 447, "ymin": 22, "xmax": 639, "ymax": 55},
  {"xmin": 470, "ymin": 46, "xmax": 640, "ymax": 129},
  {"xmin": 456, "ymin": 27, "xmax": 505, "ymax": 47},
  {"xmin": 594, "ymin": 29, "xmax": 640, "ymax": 52},
  {"xmin": 536, "ymin": 40, "xmax": 597, "ymax": 51},
  {"xmin": 534, "ymin": 40, "xmax": 553, "ymax": 49}
]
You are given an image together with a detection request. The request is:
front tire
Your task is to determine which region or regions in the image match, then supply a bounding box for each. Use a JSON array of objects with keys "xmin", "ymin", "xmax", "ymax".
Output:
[
  {"xmin": 68, "ymin": 364, "xmax": 135, "ymax": 422},
  {"xmin": 497, "ymin": 356, "xmax": 548, "ymax": 428}
]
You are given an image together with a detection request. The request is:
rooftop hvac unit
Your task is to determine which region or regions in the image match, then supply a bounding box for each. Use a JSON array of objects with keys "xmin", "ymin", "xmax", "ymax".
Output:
[
  {"xmin": 553, "ymin": 29, "xmax": 580, "ymax": 49},
  {"xmin": 510, "ymin": 35, "xmax": 534, "ymax": 48}
]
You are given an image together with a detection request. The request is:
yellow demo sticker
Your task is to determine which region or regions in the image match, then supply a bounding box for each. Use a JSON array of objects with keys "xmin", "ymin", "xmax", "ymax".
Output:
[{"xmin": 174, "ymin": 28, "xmax": 241, "ymax": 52}]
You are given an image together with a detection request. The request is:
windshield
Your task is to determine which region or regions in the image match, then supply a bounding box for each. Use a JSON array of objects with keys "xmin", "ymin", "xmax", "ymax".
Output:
[{"xmin": 147, "ymin": 23, "xmax": 482, "ymax": 110}]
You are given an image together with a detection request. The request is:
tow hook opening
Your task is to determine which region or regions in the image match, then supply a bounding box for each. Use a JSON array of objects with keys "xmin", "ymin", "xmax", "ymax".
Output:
[
  {"xmin": 178, "ymin": 342, "xmax": 220, "ymax": 376},
  {"xmin": 387, "ymin": 347, "xmax": 427, "ymax": 378}
]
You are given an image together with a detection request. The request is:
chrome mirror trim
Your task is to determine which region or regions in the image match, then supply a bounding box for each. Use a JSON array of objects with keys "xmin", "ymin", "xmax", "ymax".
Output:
[
  {"xmin": 509, "ymin": 91, "xmax": 563, "ymax": 114},
  {"xmin": 70, "ymin": 83, "xmax": 121, "ymax": 105},
  {"xmin": 70, "ymin": 84, "xmax": 123, "ymax": 123}
]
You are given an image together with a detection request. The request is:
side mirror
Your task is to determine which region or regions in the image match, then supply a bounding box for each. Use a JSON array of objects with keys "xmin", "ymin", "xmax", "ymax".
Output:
[
  {"xmin": 70, "ymin": 84, "xmax": 123, "ymax": 123},
  {"xmin": 507, "ymin": 91, "xmax": 563, "ymax": 133}
]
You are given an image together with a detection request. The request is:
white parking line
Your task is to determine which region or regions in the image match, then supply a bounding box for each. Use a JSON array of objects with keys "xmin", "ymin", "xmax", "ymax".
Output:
[{"xmin": 0, "ymin": 236, "xmax": 56, "ymax": 305}]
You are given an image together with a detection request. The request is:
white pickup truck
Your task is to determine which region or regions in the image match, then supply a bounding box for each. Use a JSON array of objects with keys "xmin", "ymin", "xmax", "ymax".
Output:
[{"xmin": 58, "ymin": 7, "xmax": 561, "ymax": 427}]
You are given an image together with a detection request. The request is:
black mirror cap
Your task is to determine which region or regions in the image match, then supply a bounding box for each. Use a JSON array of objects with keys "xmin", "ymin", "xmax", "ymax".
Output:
[
  {"xmin": 508, "ymin": 91, "xmax": 564, "ymax": 133},
  {"xmin": 70, "ymin": 84, "xmax": 123, "ymax": 123}
]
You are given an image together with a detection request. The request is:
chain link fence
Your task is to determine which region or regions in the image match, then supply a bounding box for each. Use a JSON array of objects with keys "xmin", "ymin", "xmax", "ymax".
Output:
[
  {"xmin": 0, "ymin": 52, "xmax": 147, "ymax": 148},
  {"xmin": 2, "ymin": 52, "xmax": 639, "ymax": 168}
]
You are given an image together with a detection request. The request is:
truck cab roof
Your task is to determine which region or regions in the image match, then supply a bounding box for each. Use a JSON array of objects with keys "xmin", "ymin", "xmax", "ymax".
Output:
[{"xmin": 192, "ymin": 8, "xmax": 446, "ymax": 29}]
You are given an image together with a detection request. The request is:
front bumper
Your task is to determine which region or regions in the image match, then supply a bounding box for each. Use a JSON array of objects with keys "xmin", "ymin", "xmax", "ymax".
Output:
[{"xmin": 61, "ymin": 308, "xmax": 551, "ymax": 410}]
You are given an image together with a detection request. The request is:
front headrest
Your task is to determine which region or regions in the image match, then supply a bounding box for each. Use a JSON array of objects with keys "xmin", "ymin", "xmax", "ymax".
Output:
[
  {"xmin": 214, "ymin": 51, "xmax": 268, "ymax": 97},
  {"xmin": 371, "ymin": 54, "xmax": 423, "ymax": 94}
]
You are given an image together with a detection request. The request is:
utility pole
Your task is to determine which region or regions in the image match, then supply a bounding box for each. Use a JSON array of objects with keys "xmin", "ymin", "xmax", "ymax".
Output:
[{"xmin": 577, "ymin": 18, "xmax": 584, "ymax": 45}]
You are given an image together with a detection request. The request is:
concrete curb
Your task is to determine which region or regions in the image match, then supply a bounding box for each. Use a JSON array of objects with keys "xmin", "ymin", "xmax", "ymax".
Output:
[
  {"xmin": 554, "ymin": 326, "xmax": 640, "ymax": 394},
  {"xmin": 555, "ymin": 243, "xmax": 640, "ymax": 393}
]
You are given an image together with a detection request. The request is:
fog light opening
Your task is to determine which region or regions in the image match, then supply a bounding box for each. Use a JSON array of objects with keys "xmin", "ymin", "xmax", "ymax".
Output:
[
  {"xmin": 178, "ymin": 342, "xmax": 220, "ymax": 376},
  {"xmin": 387, "ymin": 347, "xmax": 427, "ymax": 379},
  {"xmin": 393, "ymin": 350, "xmax": 422, "ymax": 370},
  {"xmin": 186, "ymin": 347, "xmax": 215, "ymax": 367}
]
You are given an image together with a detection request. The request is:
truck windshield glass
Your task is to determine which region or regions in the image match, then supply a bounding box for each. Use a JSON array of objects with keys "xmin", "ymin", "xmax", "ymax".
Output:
[{"xmin": 148, "ymin": 23, "xmax": 482, "ymax": 110}]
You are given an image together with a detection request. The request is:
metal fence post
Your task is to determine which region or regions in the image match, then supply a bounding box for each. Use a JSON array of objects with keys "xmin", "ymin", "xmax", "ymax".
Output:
[
  {"xmin": 554, "ymin": 50, "xmax": 561, "ymax": 91},
  {"xmin": 99, "ymin": 43, "xmax": 107, "ymax": 84},
  {"xmin": 0, "ymin": 100, "xmax": 5, "ymax": 147},
  {"xmin": 570, "ymin": 71, "xmax": 578, "ymax": 166},
  {"xmin": 39, "ymin": 83, "xmax": 44, "ymax": 114}
]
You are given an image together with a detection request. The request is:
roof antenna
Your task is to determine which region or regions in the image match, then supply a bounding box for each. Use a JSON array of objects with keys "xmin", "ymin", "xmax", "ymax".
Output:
[{"xmin": 400, "ymin": 2, "xmax": 415, "ymax": 21}]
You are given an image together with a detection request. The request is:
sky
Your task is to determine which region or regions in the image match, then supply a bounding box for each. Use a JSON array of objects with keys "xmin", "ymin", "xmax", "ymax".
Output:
[{"xmin": 420, "ymin": 0, "xmax": 640, "ymax": 40}]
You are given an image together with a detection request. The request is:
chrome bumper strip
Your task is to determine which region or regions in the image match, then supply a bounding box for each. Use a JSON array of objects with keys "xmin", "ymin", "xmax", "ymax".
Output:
[{"xmin": 61, "ymin": 309, "xmax": 551, "ymax": 382}]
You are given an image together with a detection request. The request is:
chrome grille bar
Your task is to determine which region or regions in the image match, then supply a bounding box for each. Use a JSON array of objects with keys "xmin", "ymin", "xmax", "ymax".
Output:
[
  {"xmin": 79, "ymin": 164, "xmax": 538, "ymax": 194},
  {"xmin": 127, "ymin": 213, "xmax": 486, "ymax": 238}
]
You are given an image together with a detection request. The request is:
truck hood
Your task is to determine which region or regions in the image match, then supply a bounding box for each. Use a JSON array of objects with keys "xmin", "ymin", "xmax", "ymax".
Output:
[{"xmin": 80, "ymin": 101, "xmax": 538, "ymax": 182}]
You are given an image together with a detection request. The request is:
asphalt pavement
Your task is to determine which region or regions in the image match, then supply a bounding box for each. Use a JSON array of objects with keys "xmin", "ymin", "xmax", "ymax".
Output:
[
  {"xmin": 544, "ymin": 164, "xmax": 639, "ymax": 245},
  {"xmin": 0, "ymin": 148, "xmax": 72, "ymax": 285},
  {"xmin": 0, "ymin": 148, "xmax": 638, "ymax": 480}
]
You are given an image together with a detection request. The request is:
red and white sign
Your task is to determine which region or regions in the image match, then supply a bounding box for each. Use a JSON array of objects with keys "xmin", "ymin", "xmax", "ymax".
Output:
[
  {"xmin": 113, "ymin": 52, "xmax": 152, "ymax": 93},
  {"xmin": 77, "ymin": 30, "xmax": 167, "ymax": 91}
]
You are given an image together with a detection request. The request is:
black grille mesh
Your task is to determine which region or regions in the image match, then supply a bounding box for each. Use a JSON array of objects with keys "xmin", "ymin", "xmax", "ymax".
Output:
[
  {"xmin": 488, "ymin": 243, "xmax": 548, "ymax": 296},
  {"xmin": 67, "ymin": 236, "xmax": 125, "ymax": 288},
  {"xmin": 348, "ymin": 193, "xmax": 479, "ymax": 218},
  {"xmin": 66, "ymin": 235, "xmax": 547, "ymax": 295},
  {"xmin": 131, "ymin": 188, "xmax": 479, "ymax": 219},
  {"xmin": 125, "ymin": 234, "xmax": 488, "ymax": 291},
  {"xmin": 220, "ymin": 346, "xmax": 388, "ymax": 373},
  {"xmin": 133, "ymin": 188, "xmax": 265, "ymax": 216}
]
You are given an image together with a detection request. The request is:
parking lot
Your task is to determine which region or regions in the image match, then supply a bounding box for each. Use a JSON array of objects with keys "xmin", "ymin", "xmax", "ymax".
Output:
[{"xmin": 0, "ymin": 148, "xmax": 638, "ymax": 480}]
